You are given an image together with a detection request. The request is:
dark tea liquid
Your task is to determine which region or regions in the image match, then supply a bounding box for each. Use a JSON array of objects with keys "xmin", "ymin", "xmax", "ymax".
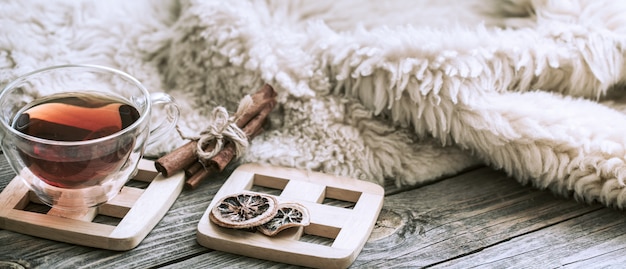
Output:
[{"xmin": 12, "ymin": 92, "xmax": 141, "ymax": 188}]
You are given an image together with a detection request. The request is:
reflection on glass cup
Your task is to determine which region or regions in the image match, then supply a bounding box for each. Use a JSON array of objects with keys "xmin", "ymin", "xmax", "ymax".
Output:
[{"xmin": 0, "ymin": 64, "xmax": 179, "ymax": 210}]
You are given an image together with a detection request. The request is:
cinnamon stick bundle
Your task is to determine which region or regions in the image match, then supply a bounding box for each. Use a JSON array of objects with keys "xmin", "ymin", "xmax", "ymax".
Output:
[
  {"xmin": 155, "ymin": 84, "xmax": 277, "ymax": 188},
  {"xmin": 185, "ymin": 104, "xmax": 272, "ymax": 189}
]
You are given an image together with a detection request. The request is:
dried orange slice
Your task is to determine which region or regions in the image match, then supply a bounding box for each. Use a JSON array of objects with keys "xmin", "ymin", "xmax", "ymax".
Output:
[
  {"xmin": 257, "ymin": 203, "xmax": 311, "ymax": 236},
  {"xmin": 210, "ymin": 192, "xmax": 278, "ymax": 229}
]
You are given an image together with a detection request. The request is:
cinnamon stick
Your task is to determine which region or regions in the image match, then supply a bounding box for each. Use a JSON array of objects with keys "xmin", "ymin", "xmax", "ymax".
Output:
[
  {"xmin": 154, "ymin": 139, "xmax": 216, "ymax": 177},
  {"xmin": 185, "ymin": 164, "xmax": 219, "ymax": 190},
  {"xmin": 184, "ymin": 162, "xmax": 204, "ymax": 178},
  {"xmin": 154, "ymin": 84, "xmax": 277, "ymax": 177},
  {"xmin": 236, "ymin": 84, "xmax": 277, "ymax": 127},
  {"xmin": 154, "ymin": 141, "xmax": 197, "ymax": 177}
]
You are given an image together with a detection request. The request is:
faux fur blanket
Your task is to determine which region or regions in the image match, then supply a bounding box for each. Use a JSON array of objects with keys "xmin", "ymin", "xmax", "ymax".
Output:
[{"xmin": 3, "ymin": 0, "xmax": 626, "ymax": 209}]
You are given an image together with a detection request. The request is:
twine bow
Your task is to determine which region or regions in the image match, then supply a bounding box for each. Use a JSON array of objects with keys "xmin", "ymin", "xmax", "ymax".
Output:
[{"xmin": 178, "ymin": 95, "xmax": 253, "ymax": 164}]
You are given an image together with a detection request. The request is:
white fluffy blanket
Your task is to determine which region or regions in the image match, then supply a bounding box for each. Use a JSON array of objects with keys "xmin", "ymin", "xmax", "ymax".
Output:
[{"xmin": 4, "ymin": 0, "xmax": 626, "ymax": 209}]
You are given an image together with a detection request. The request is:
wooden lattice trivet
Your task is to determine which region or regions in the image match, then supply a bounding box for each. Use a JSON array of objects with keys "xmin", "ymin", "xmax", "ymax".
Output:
[
  {"xmin": 0, "ymin": 159, "xmax": 184, "ymax": 251},
  {"xmin": 197, "ymin": 163, "xmax": 385, "ymax": 269}
]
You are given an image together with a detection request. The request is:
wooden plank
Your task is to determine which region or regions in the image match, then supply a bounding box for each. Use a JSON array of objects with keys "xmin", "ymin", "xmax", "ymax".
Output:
[
  {"xmin": 158, "ymin": 251, "xmax": 303, "ymax": 269},
  {"xmin": 350, "ymin": 167, "xmax": 602, "ymax": 268},
  {"xmin": 98, "ymin": 186, "xmax": 144, "ymax": 218},
  {"xmin": 133, "ymin": 158, "xmax": 160, "ymax": 182},
  {"xmin": 280, "ymin": 180, "xmax": 325, "ymax": 203},
  {"xmin": 47, "ymin": 206, "xmax": 98, "ymax": 222},
  {"xmin": 432, "ymin": 207, "xmax": 626, "ymax": 268},
  {"xmin": 0, "ymin": 173, "xmax": 34, "ymax": 213}
]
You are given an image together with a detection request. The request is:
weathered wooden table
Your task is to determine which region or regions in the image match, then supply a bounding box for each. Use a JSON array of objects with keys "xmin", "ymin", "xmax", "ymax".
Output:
[{"xmin": 1, "ymin": 152, "xmax": 625, "ymax": 268}]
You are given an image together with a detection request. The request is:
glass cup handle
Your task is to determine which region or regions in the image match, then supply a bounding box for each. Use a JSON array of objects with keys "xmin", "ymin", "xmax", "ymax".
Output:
[{"xmin": 146, "ymin": 92, "xmax": 180, "ymax": 147}]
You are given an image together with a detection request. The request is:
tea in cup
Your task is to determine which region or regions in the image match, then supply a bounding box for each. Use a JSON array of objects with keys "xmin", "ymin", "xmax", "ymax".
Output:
[{"xmin": 0, "ymin": 64, "xmax": 179, "ymax": 210}]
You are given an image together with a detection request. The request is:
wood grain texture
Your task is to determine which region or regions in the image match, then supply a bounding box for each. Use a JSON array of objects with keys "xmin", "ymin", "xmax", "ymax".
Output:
[
  {"xmin": 434, "ymin": 208, "xmax": 626, "ymax": 268},
  {"xmin": 351, "ymin": 168, "xmax": 603, "ymax": 268},
  {"xmin": 2, "ymin": 154, "xmax": 626, "ymax": 268}
]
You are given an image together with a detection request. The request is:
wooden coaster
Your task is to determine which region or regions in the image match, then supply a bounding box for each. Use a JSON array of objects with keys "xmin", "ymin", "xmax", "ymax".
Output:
[
  {"xmin": 197, "ymin": 163, "xmax": 385, "ymax": 269},
  {"xmin": 0, "ymin": 159, "xmax": 185, "ymax": 251}
]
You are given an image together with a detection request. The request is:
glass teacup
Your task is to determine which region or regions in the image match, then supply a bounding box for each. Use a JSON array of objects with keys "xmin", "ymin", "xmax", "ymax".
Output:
[{"xmin": 0, "ymin": 64, "xmax": 179, "ymax": 210}]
